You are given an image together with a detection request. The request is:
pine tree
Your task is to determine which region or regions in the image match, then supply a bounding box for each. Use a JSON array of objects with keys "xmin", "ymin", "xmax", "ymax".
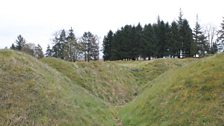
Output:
[
  {"xmin": 133, "ymin": 23, "xmax": 143, "ymax": 60},
  {"xmin": 154, "ymin": 19, "xmax": 170, "ymax": 58},
  {"xmin": 66, "ymin": 27, "xmax": 78, "ymax": 61},
  {"xmin": 81, "ymin": 32, "xmax": 99, "ymax": 61},
  {"xmin": 110, "ymin": 30, "xmax": 122, "ymax": 60},
  {"xmin": 177, "ymin": 10, "xmax": 194, "ymax": 57},
  {"xmin": 141, "ymin": 23, "xmax": 156, "ymax": 59},
  {"xmin": 193, "ymin": 16, "xmax": 208, "ymax": 57},
  {"xmin": 52, "ymin": 29, "xmax": 66, "ymax": 59},
  {"xmin": 46, "ymin": 45, "xmax": 52, "ymax": 57},
  {"xmin": 169, "ymin": 21, "xmax": 181, "ymax": 57},
  {"xmin": 217, "ymin": 17, "xmax": 224, "ymax": 51},
  {"xmin": 182, "ymin": 19, "xmax": 194, "ymax": 57},
  {"xmin": 10, "ymin": 44, "xmax": 16, "ymax": 50},
  {"xmin": 103, "ymin": 30, "xmax": 113, "ymax": 60},
  {"xmin": 15, "ymin": 35, "xmax": 26, "ymax": 50}
]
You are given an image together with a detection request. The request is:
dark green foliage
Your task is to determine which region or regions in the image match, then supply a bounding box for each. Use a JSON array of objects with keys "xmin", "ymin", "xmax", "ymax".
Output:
[
  {"xmin": 141, "ymin": 23, "xmax": 157, "ymax": 59},
  {"xmin": 169, "ymin": 21, "xmax": 181, "ymax": 57},
  {"xmin": 81, "ymin": 32, "xmax": 99, "ymax": 61},
  {"xmin": 14, "ymin": 35, "xmax": 26, "ymax": 50},
  {"xmin": 52, "ymin": 29, "xmax": 66, "ymax": 59},
  {"xmin": 103, "ymin": 14, "xmax": 195, "ymax": 60},
  {"xmin": 102, "ymin": 10, "xmax": 220, "ymax": 60},
  {"xmin": 10, "ymin": 43, "xmax": 16, "ymax": 50},
  {"xmin": 180, "ymin": 19, "xmax": 194, "ymax": 57},
  {"xmin": 193, "ymin": 17, "xmax": 209, "ymax": 56},
  {"xmin": 103, "ymin": 30, "xmax": 113, "ymax": 60}
]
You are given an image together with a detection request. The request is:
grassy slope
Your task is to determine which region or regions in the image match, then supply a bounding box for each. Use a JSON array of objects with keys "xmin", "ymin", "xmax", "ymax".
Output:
[
  {"xmin": 0, "ymin": 50, "xmax": 114, "ymax": 126},
  {"xmin": 1, "ymin": 49, "xmax": 223, "ymax": 126},
  {"xmin": 116, "ymin": 59, "xmax": 195, "ymax": 91},
  {"xmin": 119, "ymin": 54, "xmax": 224, "ymax": 126},
  {"xmin": 41, "ymin": 58, "xmax": 138, "ymax": 105},
  {"xmin": 41, "ymin": 57, "xmax": 192, "ymax": 105}
]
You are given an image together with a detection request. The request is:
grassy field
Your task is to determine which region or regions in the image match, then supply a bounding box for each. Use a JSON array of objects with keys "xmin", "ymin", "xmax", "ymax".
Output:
[{"xmin": 0, "ymin": 49, "xmax": 223, "ymax": 126}]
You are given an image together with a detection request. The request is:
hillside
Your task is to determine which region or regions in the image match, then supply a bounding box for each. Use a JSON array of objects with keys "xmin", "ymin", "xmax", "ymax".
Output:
[
  {"xmin": 41, "ymin": 57, "xmax": 193, "ymax": 105},
  {"xmin": 0, "ymin": 50, "xmax": 114, "ymax": 126},
  {"xmin": 119, "ymin": 54, "xmax": 224, "ymax": 125},
  {"xmin": 41, "ymin": 58, "xmax": 138, "ymax": 105},
  {"xmin": 0, "ymin": 50, "xmax": 223, "ymax": 126}
]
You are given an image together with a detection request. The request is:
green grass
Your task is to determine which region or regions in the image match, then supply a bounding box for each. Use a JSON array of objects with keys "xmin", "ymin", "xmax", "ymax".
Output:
[
  {"xmin": 0, "ymin": 50, "xmax": 115, "ymax": 126},
  {"xmin": 116, "ymin": 58, "xmax": 195, "ymax": 91},
  {"xmin": 41, "ymin": 58, "xmax": 138, "ymax": 105},
  {"xmin": 119, "ymin": 54, "xmax": 224, "ymax": 126},
  {"xmin": 1, "ymin": 49, "xmax": 223, "ymax": 126}
]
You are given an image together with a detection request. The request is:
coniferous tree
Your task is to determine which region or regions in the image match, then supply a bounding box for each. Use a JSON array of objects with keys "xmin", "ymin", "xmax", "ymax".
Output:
[
  {"xmin": 169, "ymin": 21, "xmax": 181, "ymax": 57},
  {"xmin": 15, "ymin": 35, "xmax": 26, "ymax": 50},
  {"xmin": 177, "ymin": 10, "xmax": 195, "ymax": 57},
  {"xmin": 103, "ymin": 30, "xmax": 113, "ymax": 60},
  {"xmin": 10, "ymin": 44, "xmax": 16, "ymax": 50},
  {"xmin": 182, "ymin": 19, "xmax": 194, "ymax": 57},
  {"xmin": 193, "ymin": 16, "xmax": 208, "ymax": 56},
  {"xmin": 81, "ymin": 32, "xmax": 99, "ymax": 61},
  {"xmin": 52, "ymin": 29, "xmax": 66, "ymax": 59},
  {"xmin": 46, "ymin": 45, "xmax": 52, "ymax": 57},
  {"xmin": 141, "ymin": 23, "xmax": 157, "ymax": 59},
  {"xmin": 110, "ymin": 30, "xmax": 122, "ymax": 60},
  {"xmin": 102, "ymin": 10, "xmax": 205, "ymax": 60},
  {"xmin": 66, "ymin": 27, "xmax": 78, "ymax": 61},
  {"xmin": 217, "ymin": 17, "xmax": 224, "ymax": 51},
  {"xmin": 154, "ymin": 18, "xmax": 170, "ymax": 58},
  {"xmin": 132, "ymin": 23, "xmax": 143, "ymax": 60}
]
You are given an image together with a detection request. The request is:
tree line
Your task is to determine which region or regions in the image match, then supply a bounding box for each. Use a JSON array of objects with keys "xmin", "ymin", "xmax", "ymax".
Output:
[
  {"xmin": 10, "ymin": 35, "xmax": 44, "ymax": 59},
  {"xmin": 46, "ymin": 28, "xmax": 99, "ymax": 62},
  {"xmin": 9, "ymin": 11, "xmax": 224, "ymax": 62},
  {"xmin": 10, "ymin": 28, "xmax": 100, "ymax": 62},
  {"xmin": 103, "ymin": 12, "xmax": 223, "ymax": 61}
]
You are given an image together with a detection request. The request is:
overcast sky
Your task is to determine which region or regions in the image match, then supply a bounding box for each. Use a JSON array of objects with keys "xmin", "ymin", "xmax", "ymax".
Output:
[{"xmin": 0, "ymin": 0, "xmax": 223, "ymax": 52}]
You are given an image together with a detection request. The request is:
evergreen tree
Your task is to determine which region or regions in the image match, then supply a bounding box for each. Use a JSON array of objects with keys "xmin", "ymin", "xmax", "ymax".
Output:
[
  {"xmin": 52, "ymin": 29, "xmax": 66, "ymax": 59},
  {"xmin": 169, "ymin": 21, "xmax": 181, "ymax": 57},
  {"xmin": 193, "ymin": 16, "xmax": 208, "ymax": 56},
  {"xmin": 10, "ymin": 44, "xmax": 16, "ymax": 50},
  {"xmin": 66, "ymin": 27, "xmax": 78, "ymax": 61},
  {"xmin": 177, "ymin": 10, "xmax": 194, "ymax": 57},
  {"xmin": 46, "ymin": 45, "xmax": 52, "ymax": 57},
  {"xmin": 181, "ymin": 19, "xmax": 194, "ymax": 57},
  {"xmin": 102, "ymin": 10, "xmax": 202, "ymax": 60},
  {"xmin": 81, "ymin": 32, "xmax": 99, "ymax": 61},
  {"xmin": 141, "ymin": 23, "xmax": 157, "ymax": 59},
  {"xmin": 103, "ymin": 30, "xmax": 113, "ymax": 60},
  {"xmin": 15, "ymin": 35, "xmax": 26, "ymax": 50},
  {"xmin": 217, "ymin": 17, "xmax": 224, "ymax": 51},
  {"xmin": 154, "ymin": 19, "xmax": 170, "ymax": 58},
  {"xmin": 133, "ymin": 23, "xmax": 143, "ymax": 60},
  {"xmin": 110, "ymin": 30, "xmax": 122, "ymax": 60}
]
